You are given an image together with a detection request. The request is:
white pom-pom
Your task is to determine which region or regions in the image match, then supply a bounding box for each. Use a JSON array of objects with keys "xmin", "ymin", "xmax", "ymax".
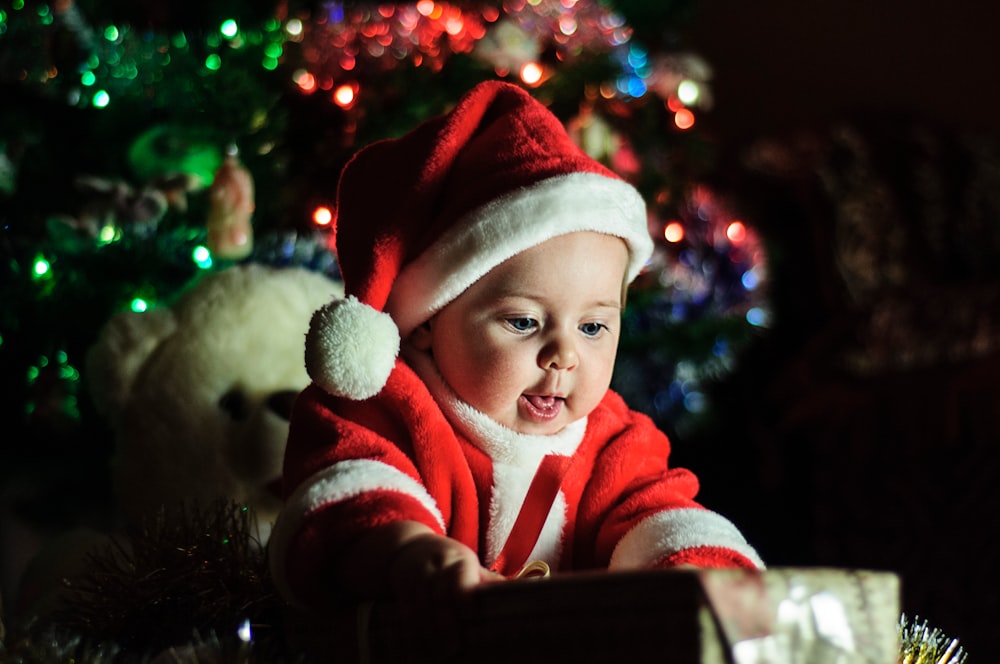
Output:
[{"xmin": 305, "ymin": 295, "xmax": 400, "ymax": 400}]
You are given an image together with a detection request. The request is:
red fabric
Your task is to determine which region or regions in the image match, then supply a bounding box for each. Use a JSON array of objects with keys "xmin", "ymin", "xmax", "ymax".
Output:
[
  {"xmin": 275, "ymin": 362, "xmax": 759, "ymax": 607},
  {"xmin": 490, "ymin": 453, "xmax": 574, "ymax": 577},
  {"xmin": 332, "ymin": 80, "xmax": 620, "ymax": 313}
]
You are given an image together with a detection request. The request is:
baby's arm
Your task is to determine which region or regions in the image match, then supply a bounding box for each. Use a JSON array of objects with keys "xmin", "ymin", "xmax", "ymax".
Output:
[{"xmin": 336, "ymin": 520, "xmax": 501, "ymax": 610}]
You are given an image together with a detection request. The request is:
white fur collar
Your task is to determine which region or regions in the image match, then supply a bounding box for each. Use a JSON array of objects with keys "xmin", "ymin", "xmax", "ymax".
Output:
[{"xmin": 402, "ymin": 345, "xmax": 587, "ymax": 468}]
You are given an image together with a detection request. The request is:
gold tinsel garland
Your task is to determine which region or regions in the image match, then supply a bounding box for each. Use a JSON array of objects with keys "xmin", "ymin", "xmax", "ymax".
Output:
[{"xmin": 900, "ymin": 614, "xmax": 968, "ymax": 664}]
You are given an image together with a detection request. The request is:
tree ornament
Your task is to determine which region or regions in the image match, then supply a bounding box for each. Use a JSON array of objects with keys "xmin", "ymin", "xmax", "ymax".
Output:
[
  {"xmin": 646, "ymin": 53, "xmax": 714, "ymax": 109},
  {"xmin": 127, "ymin": 125, "xmax": 223, "ymax": 189},
  {"xmin": 472, "ymin": 19, "xmax": 542, "ymax": 76},
  {"xmin": 567, "ymin": 103, "xmax": 641, "ymax": 178},
  {"xmin": 206, "ymin": 151, "xmax": 255, "ymax": 261}
]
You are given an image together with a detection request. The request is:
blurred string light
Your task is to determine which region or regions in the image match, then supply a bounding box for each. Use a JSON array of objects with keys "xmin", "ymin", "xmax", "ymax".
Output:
[
  {"xmin": 25, "ymin": 350, "xmax": 81, "ymax": 419},
  {"xmin": 664, "ymin": 221, "xmax": 685, "ymax": 243},
  {"xmin": 519, "ymin": 61, "xmax": 543, "ymax": 86},
  {"xmin": 237, "ymin": 619, "xmax": 253, "ymax": 643},
  {"xmin": 616, "ymin": 185, "xmax": 771, "ymax": 426},
  {"xmin": 220, "ymin": 19, "xmax": 239, "ymax": 39},
  {"xmin": 673, "ymin": 107, "xmax": 694, "ymax": 130},
  {"xmin": 3, "ymin": 1, "xmax": 755, "ymax": 431},
  {"xmin": 312, "ymin": 206, "xmax": 333, "ymax": 227},
  {"xmin": 3, "ymin": 4, "xmax": 288, "ymax": 109},
  {"xmin": 192, "ymin": 245, "xmax": 214, "ymax": 269},
  {"xmin": 7, "ymin": 1, "xmax": 710, "ymax": 131},
  {"xmin": 333, "ymin": 83, "xmax": 357, "ymax": 108},
  {"xmin": 291, "ymin": 1, "xmax": 643, "ymax": 102},
  {"xmin": 31, "ymin": 254, "xmax": 52, "ymax": 280}
]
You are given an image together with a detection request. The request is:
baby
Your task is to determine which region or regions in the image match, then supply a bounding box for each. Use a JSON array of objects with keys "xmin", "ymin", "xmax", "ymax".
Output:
[{"xmin": 268, "ymin": 80, "xmax": 763, "ymax": 618}]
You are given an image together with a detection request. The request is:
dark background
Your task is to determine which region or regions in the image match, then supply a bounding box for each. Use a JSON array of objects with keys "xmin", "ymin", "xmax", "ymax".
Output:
[
  {"xmin": 3, "ymin": 0, "xmax": 998, "ymax": 657},
  {"xmin": 688, "ymin": 0, "xmax": 1000, "ymax": 137},
  {"xmin": 677, "ymin": 0, "xmax": 1000, "ymax": 657}
]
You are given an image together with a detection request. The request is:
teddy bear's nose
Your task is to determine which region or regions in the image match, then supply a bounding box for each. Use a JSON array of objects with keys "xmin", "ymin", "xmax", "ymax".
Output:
[{"xmin": 267, "ymin": 389, "xmax": 300, "ymax": 421}]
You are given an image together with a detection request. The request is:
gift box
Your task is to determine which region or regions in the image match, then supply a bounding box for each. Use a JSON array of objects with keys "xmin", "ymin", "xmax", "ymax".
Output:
[{"xmin": 290, "ymin": 567, "xmax": 900, "ymax": 663}]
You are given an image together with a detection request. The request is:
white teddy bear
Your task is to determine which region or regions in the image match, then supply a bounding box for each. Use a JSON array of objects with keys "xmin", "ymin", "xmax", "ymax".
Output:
[{"xmin": 85, "ymin": 263, "xmax": 342, "ymax": 541}]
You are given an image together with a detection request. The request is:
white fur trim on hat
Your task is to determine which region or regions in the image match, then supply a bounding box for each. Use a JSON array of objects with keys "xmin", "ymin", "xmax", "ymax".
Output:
[
  {"xmin": 305, "ymin": 295, "xmax": 400, "ymax": 400},
  {"xmin": 385, "ymin": 171, "xmax": 652, "ymax": 338}
]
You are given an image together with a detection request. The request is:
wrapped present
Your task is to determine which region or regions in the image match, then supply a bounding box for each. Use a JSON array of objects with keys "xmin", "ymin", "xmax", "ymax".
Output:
[{"xmin": 287, "ymin": 567, "xmax": 900, "ymax": 663}]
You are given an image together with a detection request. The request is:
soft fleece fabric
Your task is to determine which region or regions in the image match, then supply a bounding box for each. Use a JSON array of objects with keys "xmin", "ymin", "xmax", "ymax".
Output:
[
  {"xmin": 269, "ymin": 358, "xmax": 764, "ymax": 608},
  {"xmin": 304, "ymin": 81, "xmax": 651, "ymax": 401}
]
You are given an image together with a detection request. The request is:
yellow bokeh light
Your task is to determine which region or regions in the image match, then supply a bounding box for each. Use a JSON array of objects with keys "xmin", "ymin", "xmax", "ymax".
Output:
[
  {"xmin": 313, "ymin": 206, "xmax": 333, "ymax": 226},
  {"xmin": 674, "ymin": 108, "xmax": 695, "ymax": 130},
  {"xmin": 664, "ymin": 221, "xmax": 685, "ymax": 243},
  {"xmin": 726, "ymin": 221, "xmax": 747, "ymax": 244},
  {"xmin": 333, "ymin": 84, "xmax": 356, "ymax": 108},
  {"xmin": 519, "ymin": 62, "xmax": 543, "ymax": 85},
  {"xmin": 677, "ymin": 80, "xmax": 700, "ymax": 106},
  {"xmin": 294, "ymin": 69, "xmax": 316, "ymax": 92}
]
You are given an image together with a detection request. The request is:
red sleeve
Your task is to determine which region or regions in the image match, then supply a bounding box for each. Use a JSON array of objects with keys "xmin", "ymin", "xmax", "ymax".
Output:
[
  {"xmin": 573, "ymin": 392, "xmax": 763, "ymax": 571},
  {"xmin": 269, "ymin": 375, "xmax": 451, "ymax": 608},
  {"xmin": 269, "ymin": 360, "xmax": 484, "ymax": 608}
]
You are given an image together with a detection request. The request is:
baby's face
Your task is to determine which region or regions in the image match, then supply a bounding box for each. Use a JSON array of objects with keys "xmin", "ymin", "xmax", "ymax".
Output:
[{"xmin": 414, "ymin": 231, "xmax": 628, "ymax": 435}]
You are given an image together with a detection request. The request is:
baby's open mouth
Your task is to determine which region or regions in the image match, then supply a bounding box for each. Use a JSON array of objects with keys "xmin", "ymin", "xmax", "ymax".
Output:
[{"xmin": 520, "ymin": 394, "xmax": 564, "ymax": 421}]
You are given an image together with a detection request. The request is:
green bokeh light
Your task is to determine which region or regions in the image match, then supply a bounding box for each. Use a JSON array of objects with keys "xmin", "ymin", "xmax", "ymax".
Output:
[
  {"xmin": 97, "ymin": 224, "xmax": 121, "ymax": 245},
  {"xmin": 32, "ymin": 256, "xmax": 50, "ymax": 279},
  {"xmin": 192, "ymin": 245, "xmax": 213, "ymax": 269}
]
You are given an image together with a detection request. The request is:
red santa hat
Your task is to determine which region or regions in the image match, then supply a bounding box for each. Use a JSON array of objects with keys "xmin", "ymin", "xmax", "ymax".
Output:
[{"xmin": 307, "ymin": 80, "xmax": 653, "ymax": 400}]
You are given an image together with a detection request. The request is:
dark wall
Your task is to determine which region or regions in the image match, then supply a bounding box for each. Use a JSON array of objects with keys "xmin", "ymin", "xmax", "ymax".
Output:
[
  {"xmin": 688, "ymin": 0, "xmax": 1000, "ymax": 138},
  {"xmin": 679, "ymin": 1, "xmax": 1000, "ymax": 659}
]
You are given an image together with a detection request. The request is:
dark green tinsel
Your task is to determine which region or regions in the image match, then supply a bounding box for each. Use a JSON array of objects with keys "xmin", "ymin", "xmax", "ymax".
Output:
[{"xmin": 1, "ymin": 500, "xmax": 290, "ymax": 663}]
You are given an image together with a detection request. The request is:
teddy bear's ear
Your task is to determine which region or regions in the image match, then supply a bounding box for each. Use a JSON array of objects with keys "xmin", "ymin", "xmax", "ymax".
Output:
[{"xmin": 85, "ymin": 307, "xmax": 178, "ymax": 421}]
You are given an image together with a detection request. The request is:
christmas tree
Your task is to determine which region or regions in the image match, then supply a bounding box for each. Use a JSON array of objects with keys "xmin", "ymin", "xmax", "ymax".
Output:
[
  {"xmin": 0, "ymin": 2, "xmax": 772, "ymax": 640},
  {"xmin": 1, "ymin": 2, "xmax": 980, "ymax": 662},
  {"xmin": 0, "ymin": 0, "xmax": 770, "ymax": 492}
]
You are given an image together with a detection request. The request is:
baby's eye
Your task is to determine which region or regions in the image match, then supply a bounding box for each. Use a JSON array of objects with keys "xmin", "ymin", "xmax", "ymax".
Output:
[
  {"xmin": 579, "ymin": 322, "xmax": 607, "ymax": 337},
  {"xmin": 506, "ymin": 317, "xmax": 537, "ymax": 332}
]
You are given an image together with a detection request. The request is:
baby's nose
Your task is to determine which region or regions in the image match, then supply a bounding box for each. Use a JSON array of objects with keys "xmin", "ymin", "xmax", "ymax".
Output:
[{"xmin": 539, "ymin": 333, "xmax": 579, "ymax": 370}]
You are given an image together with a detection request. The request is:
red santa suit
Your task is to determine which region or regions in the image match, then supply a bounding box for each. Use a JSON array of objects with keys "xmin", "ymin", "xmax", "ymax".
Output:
[
  {"xmin": 266, "ymin": 80, "xmax": 764, "ymax": 609},
  {"xmin": 269, "ymin": 350, "xmax": 763, "ymax": 607}
]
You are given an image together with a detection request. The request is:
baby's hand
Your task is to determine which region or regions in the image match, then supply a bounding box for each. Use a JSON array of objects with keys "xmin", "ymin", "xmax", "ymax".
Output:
[
  {"xmin": 386, "ymin": 532, "xmax": 501, "ymax": 645},
  {"xmin": 389, "ymin": 532, "xmax": 500, "ymax": 611}
]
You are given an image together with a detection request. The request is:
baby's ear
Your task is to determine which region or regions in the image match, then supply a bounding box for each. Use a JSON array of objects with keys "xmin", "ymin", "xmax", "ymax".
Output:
[{"xmin": 408, "ymin": 320, "xmax": 434, "ymax": 351}]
